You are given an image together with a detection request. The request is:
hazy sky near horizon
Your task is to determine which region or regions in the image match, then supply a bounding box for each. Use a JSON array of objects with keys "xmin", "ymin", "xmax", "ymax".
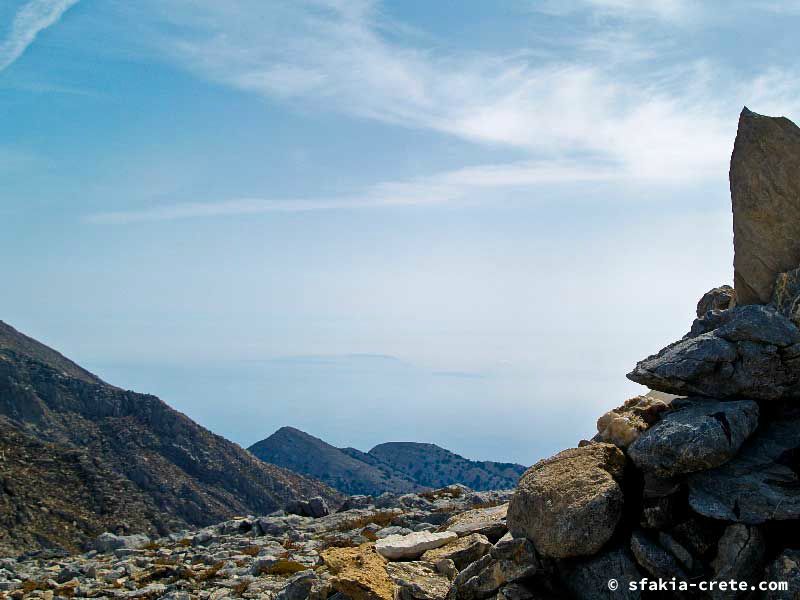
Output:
[{"xmin": 3, "ymin": 0, "xmax": 800, "ymax": 464}]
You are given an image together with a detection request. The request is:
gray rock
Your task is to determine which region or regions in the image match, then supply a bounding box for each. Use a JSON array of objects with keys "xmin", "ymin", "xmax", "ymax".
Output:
[
  {"xmin": 629, "ymin": 530, "xmax": 687, "ymax": 580},
  {"xmin": 276, "ymin": 569, "xmax": 318, "ymax": 600},
  {"xmin": 375, "ymin": 526, "xmax": 414, "ymax": 539},
  {"xmin": 92, "ymin": 532, "xmax": 150, "ymax": 553},
  {"xmin": 494, "ymin": 583, "xmax": 537, "ymax": 600},
  {"xmin": 422, "ymin": 533, "xmax": 492, "ymax": 570},
  {"xmin": 388, "ymin": 561, "xmax": 451, "ymax": 600},
  {"xmin": 308, "ymin": 496, "xmax": 330, "ymax": 518},
  {"xmin": 627, "ymin": 398, "xmax": 759, "ymax": 477},
  {"xmin": 628, "ymin": 305, "xmax": 800, "ymax": 401},
  {"xmin": 557, "ymin": 547, "xmax": 642, "ymax": 600},
  {"xmin": 697, "ymin": 285, "xmax": 735, "ymax": 318},
  {"xmin": 445, "ymin": 505, "xmax": 509, "ymax": 543},
  {"xmin": 709, "ymin": 524, "xmax": 765, "ymax": 598},
  {"xmin": 449, "ymin": 538, "xmax": 539, "ymax": 600},
  {"xmin": 688, "ymin": 415, "xmax": 800, "ymax": 523},
  {"xmin": 376, "ymin": 531, "xmax": 458, "ymax": 560},
  {"xmin": 731, "ymin": 108, "xmax": 800, "ymax": 305},
  {"xmin": 507, "ymin": 444, "xmax": 625, "ymax": 558}
]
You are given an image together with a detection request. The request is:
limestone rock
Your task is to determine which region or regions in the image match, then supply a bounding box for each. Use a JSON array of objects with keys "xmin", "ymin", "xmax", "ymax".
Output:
[
  {"xmin": 697, "ymin": 285, "xmax": 735, "ymax": 317},
  {"xmin": 731, "ymin": 108, "xmax": 800, "ymax": 305},
  {"xmin": 688, "ymin": 415, "xmax": 800, "ymax": 523},
  {"xmin": 627, "ymin": 398, "xmax": 759, "ymax": 477},
  {"xmin": 628, "ymin": 305, "xmax": 800, "ymax": 400},
  {"xmin": 322, "ymin": 544, "xmax": 395, "ymax": 600},
  {"xmin": 507, "ymin": 443, "xmax": 625, "ymax": 558},
  {"xmin": 596, "ymin": 395, "xmax": 671, "ymax": 448},
  {"xmin": 448, "ymin": 537, "xmax": 539, "ymax": 600},
  {"xmin": 376, "ymin": 531, "xmax": 458, "ymax": 561},
  {"xmin": 445, "ymin": 504, "xmax": 508, "ymax": 542},
  {"xmin": 422, "ymin": 534, "xmax": 492, "ymax": 570},
  {"xmin": 388, "ymin": 561, "xmax": 451, "ymax": 600},
  {"xmin": 557, "ymin": 547, "xmax": 642, "ymax": 600}
]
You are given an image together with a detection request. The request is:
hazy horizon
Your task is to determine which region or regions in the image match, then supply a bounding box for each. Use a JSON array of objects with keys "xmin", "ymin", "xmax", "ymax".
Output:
[{"xmin": 4, "ymin": 0, "xmax": 800, "ymax": 464}]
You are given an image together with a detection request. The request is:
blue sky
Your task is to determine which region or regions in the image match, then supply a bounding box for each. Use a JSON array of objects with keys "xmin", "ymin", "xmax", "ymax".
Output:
[{"xmin": 2, "ymin": 0, "xmax": 799, "ymax": 464}]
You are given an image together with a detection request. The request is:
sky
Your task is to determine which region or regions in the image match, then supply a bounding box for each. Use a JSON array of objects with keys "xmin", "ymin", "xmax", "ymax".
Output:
[{"xmin": 2, "ymin": 0, "xmax": 800, "ymax": 465}]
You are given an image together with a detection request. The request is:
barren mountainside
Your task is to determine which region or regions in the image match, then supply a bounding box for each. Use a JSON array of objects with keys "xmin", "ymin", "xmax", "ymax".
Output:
[
  {"xmin": 249, "ymin": 427, "xmax": 526, "ymax": 495},
  {"xmin": 0, "ymin": 321, "xmax": 340, "ymax": 556}
]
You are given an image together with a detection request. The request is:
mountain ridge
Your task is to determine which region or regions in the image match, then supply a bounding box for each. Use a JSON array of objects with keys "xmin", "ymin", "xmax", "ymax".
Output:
[
  {"xmin": 248, "ymin": 427, "xmax": 526, "ymax": 495},
  {"xmin": 0, "ymin": 321, "xmax": 340, "ymax": 555}
]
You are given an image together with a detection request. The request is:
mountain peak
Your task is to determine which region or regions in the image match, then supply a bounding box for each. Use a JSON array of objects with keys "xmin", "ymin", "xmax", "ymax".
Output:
[{"xmin": 0, "ymin": 320, "xmax": 102, "ymax": 384}]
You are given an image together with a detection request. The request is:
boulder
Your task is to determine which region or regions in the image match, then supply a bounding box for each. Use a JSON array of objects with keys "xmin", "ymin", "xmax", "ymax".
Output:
[
  {"xmin": 595, "ymin": 395, "xmax": 670, "ymax": 448},
  {"xmin": 308, "ymin": 496, "xmax": 330, "ymax": 518},
  {"xmin": 387, "ymin": 561, "xmax": 451, "ymax": 600},
  {"xmin": 627, "ymin": 398, "xmax": 759, "ymax": 477},
  {"xmin": 628, "ymin": 305, "xmax": 800, "ymax": 401},
  {"xmin": 629, "ymin": 531, "xmax": 687, "ymax": 580},
  {"xmin": 448, "ymin": 537, "xmax": 539, "ymax": 600},
  {"xmin": 445, "ymin": 505, "xmax": 509, "ymax": 542},
  {"xmin": 688, "ymin": 415, "xmax": 800, "ymax": 523},
  {"xmin": 92, "ymin": 533, "xmax": 150, "ymax": 553},
  {"xmin": 422, "ymin": 534, "xmax": 492, "ymax": 570},
  {"xmin": 731, "ymin": 108, "xmax": 800, "ymax": 305},
  {"xmin": 321, "ymin": 544, "xmax": 395, "ymax": 600},
  {"xmin": 697, "ymin": 285, "xmax": 735, "ymax": 317},
  {"xmin": 556, "ymin": 547, "xmax": 642, "ymax": 600},
  {"xmin": 709, "ymin": 524, "xmax": 765, "ymax": 597},
  {"xmin": 507, "ymin": 443, "xmax": 625, "ymax": 558},
  {"xmin": 275, "ymin": 570, "xmax": 319, "ymax": 600},
  {"xmin": 376, "ymin": 531, "xmax": 458, "ymax": 561}
]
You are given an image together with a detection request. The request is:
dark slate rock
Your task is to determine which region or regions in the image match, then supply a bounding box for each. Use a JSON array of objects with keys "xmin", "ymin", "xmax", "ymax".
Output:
[
  {"xmin": 709, "ymin": 524, "xmax": 765, "ymax": 599},
  {"xmin": 556, "ymin": 547, "xmax": 642, "ymax": 600},
  {"xmin": 629, "ymin": 305, "xmax": 800, "ymax": 400},
  {"xmin": 688, "ymin": 416, "xmax": 800, "ymax": 523},
  {"xmin": 630, "ymin": 530, "xmax": 688, "ymax": 580},
  {"xmin": 627, "ymin": 398, "xmax": 759, "ymax": 477},
  {"xmin": 764, "ymin": 549, "xmax": 800, "ymax": 599}
]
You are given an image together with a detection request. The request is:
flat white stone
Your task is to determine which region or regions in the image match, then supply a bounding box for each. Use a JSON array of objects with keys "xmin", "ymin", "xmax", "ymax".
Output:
[{"xmin": 375, "ymin": 531, "xmax": 458, "ymax": 560}]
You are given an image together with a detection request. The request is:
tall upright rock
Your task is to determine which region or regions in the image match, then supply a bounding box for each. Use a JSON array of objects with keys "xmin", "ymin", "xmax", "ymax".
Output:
[{"xmin": 731, "ymin": 107, "xmax": 800, "ymax": 305}]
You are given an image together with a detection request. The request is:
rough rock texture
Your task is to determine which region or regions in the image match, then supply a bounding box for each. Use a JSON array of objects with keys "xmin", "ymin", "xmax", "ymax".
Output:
[
  {"xmin": 507, "ymin": 443, "xmax": 625, "ymax": 558},
  {"xmin": 444, "ymin": 504, "xmax": 508, "ymax": 542},
  {"xmin": 627, "ymin": 305, "xmax": 800, "ymax": 400},
  {"xmin": 421, "ymin": 534, "xmax": 492, "ymax": 570},
  {"xmin": 595, "ymin": 395, "xmax": 671, "ymax": 448},
  {"xmin": 557, "ymin": 547, "xmax": 642, "ymax": 600},
  {"xmin": 387, "ymin": 561, "xmax": 451, "ymax": 600},
  {"xmin": 375, "ymin": 531, "xmax": 458, "ymax": 560},
  {"xmin": 630, "ymin": 530, "xmax": 687, "ymax": 580},
  {"xmin": 731, "ymin": 108, "xmax": 800, "ymax": 305},
  {"xmin": 322, "ymin": 544, "xmax": 395, "ymax": 600},
  {"xmin": 448, "ymin": 537, "xmax": 539, "ymax": 600},
  {"xmin": 627, "ymin": 397, "xmax": 759, "ymax": 477},
  {"xmin": 697, "ymin": 285, "xmax": 735, "ymax": 317},
  {"xmin": 688, "ymin": 414, "xmax": 800, "ymax": 523},
  {"xmin": 710, "ymin": 524, "xmax": 765, "ymax": 594}
]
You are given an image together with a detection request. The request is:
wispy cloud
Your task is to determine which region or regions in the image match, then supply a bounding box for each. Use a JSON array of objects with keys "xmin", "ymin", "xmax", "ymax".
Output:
[
  {"xmin": 138, "ymin": 1, "xmax": 800, "ymax": 182},
  {"xmin": 86, "ymin": 158, "xmax": 627, "ymax": 224},
  {"xmin": 0, "ymin": 0, "xmax": 79, "ymax": 72}
]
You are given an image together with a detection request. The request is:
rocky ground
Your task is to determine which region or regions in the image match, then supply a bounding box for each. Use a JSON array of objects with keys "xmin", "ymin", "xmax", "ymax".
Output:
[{"xmin": 0, "ymin": 486, "xmax": 515, "ymax": 600}]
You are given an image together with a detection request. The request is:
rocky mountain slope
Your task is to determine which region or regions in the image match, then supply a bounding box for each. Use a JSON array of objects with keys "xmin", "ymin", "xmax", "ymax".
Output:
[
  {"xmin": 368, "ymin": 442, "xmax": 526, "ymax": 491},
  {"xmin": 0, "ymin": 322, "xmax": 340, "ymax": 556},
  {"xmin": 249, "ymin": 428, "xmax": 526, "ymax": 495},
  {"xmin": 248, "ymin": 427, "xmax": 420, "ymax": 496}
]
